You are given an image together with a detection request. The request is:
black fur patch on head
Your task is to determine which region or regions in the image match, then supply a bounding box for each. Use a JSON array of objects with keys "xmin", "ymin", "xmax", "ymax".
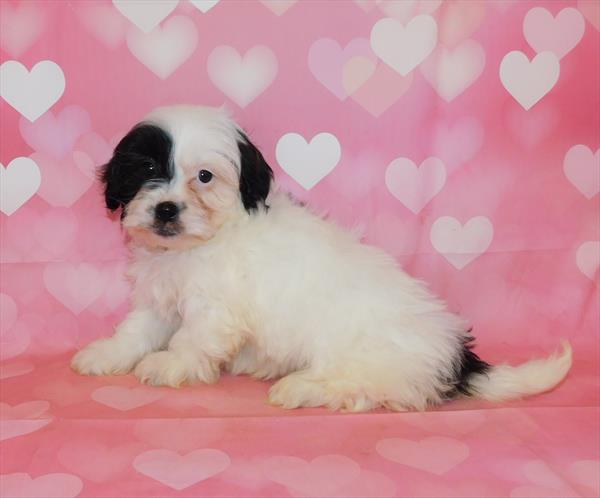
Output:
[
  {"xmin": 101, "ymin": 124, "xmax": 173, "ymax": 211},
  {"xmin": 443, "ymin": 332, "xmax": 491, "ymax": 399},
  {"xmin": 237, "ymin": 132, "xmax": 273, "ymax": 212}
]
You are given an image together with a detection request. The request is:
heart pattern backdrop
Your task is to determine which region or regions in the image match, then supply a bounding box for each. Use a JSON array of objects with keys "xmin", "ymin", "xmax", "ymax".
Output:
[{"xmin": 0, "ymin": 1, "xmax": 599, "ymax": 497}]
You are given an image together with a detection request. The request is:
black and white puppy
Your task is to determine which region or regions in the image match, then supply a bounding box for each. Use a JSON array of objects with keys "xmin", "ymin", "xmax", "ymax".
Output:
[{"xmin": 71, "ymin": 105, "xmax": 572, "ymax": 411}]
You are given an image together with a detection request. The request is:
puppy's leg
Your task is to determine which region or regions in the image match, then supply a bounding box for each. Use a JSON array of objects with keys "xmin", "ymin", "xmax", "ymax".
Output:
[
  {"xmin": 71, "ymin": 308, "xmax": 174, "ymax": 376},
  {"xmin": 134, "ymin": 306, "xmax": 244, "ymax": 387}
]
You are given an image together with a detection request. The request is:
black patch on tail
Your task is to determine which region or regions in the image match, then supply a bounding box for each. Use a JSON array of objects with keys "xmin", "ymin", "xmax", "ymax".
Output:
[{"xmin": 445, "ymin": 332, "xmax": 491, "ymax": 399}]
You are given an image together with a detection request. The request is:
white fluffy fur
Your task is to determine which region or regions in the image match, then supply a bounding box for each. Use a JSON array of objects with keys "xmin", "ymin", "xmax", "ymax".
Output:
[{"xmin": 71, "ymin": 105, "xmax": 572, "ymax": 411}]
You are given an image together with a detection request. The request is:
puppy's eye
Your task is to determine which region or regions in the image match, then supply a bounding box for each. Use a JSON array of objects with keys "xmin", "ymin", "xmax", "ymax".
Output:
[
  {"xmin": 198, "ymin": 169, "xmax": 213, "ymax": 183},
  {"xmin": 143, "ymin": 161, "xmax": 157, "ymax": 175}
]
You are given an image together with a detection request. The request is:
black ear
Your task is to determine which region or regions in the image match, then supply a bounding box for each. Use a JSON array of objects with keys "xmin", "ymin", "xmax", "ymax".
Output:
[
  {"xmin": 99, "ymin": 124, "xmax": 173, "ymax": 212},
  {"xmin": 237, "ymin": 132, "xmax": 273, "ymax": 212},
  {"xmin": 100, "ymin": 155, "xmax": 124, "ymax": 211}
]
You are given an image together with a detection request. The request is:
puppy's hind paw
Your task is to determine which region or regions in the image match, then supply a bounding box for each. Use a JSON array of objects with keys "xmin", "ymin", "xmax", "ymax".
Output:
[
  {"xmin": 268, "ymin": 373, "xmax": 328, "ymax": 409},
  {"xmin": 269, "ymin": 373, "xmax": 378, "ymax": 412}
]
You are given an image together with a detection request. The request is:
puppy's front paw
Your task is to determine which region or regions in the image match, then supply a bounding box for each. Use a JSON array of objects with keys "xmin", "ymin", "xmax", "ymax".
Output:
[
  {"xmin": 134, "ymin": 351, "xmax": 219, "ymax": 387},
  {"xmin": 71, "ymin": 338, "xmax": 138, "ymax": 376}
]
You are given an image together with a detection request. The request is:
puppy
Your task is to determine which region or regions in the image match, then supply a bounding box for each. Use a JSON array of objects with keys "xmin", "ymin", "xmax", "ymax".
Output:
[{"xmin": 71, "ymin": 105, "xmax": 572, "ymax": 411}]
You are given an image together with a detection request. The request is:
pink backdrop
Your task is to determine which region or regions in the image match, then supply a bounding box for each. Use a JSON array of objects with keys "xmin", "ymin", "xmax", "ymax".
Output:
[{"xmin": 1, "ymin": 1, "xmax": 599, "ymax": 497}]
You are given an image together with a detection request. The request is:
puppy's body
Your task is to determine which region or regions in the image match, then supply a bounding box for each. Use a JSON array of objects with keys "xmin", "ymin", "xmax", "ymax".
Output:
[{"xmin": 72, "ymin": 105, "xmax": 572, "ymax": 412}]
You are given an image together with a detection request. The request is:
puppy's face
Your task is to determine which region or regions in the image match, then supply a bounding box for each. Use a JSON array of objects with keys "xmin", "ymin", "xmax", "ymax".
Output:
[{"xmin": 101, "ymin": 106, "xmax": 272, "ymax": 250}]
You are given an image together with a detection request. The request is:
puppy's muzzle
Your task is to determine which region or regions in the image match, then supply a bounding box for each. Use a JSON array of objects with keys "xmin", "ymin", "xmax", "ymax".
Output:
[{"xmin": 153, "ymin": 201, "xmax": 183, "ymax": 237}]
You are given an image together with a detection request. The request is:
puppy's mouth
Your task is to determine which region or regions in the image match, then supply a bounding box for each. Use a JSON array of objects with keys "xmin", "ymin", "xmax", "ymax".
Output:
[{"xmin": 152, "ymin": 222, "xmax": 182, "ymax": 238}]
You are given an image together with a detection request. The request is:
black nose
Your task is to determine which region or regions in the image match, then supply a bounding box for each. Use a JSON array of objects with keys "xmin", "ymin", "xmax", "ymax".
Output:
[{"xmin": 155, "ymin": 201, "xmax": 179, "ymax": 222}]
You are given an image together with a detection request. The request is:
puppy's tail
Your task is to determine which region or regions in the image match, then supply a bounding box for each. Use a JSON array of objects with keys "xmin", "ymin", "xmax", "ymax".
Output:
[{"xmin": 465, "ymin": 340, "xmax": 572, "ymax": 402}]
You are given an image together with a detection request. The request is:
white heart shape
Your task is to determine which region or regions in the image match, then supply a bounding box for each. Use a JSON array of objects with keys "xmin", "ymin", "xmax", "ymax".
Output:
[
  {"xmin": 420, "ymin": 39, "xmax": 485, "ymax": 102},
  {"xmin": 385, "ymin": 157, "xmax": 446, "ymax": 213},
  {"xmin": 576, "ymin": 241, "xmax": 599, "ymax": 280},
  {"xmin": 91, "ymin": 386, "xmax": 164, "ymax": 411},
  {"xmin": 0, "ymin": 401, "xmax": 52, "ymax": 441},
  {"xmin": 0, "ymin": 419, "xmax": 51, "ymax": 440},
  {"xmin": 499, "ymin": 51, "xmax": 560, "ymax": 110},
  {"xmin": 563, "ymin": 145, "xmax": 599, "ymax": 199},
  {"xmin": 370, "ymin": 15, "xmax": 438, "ymax": 75},
  {"xmin": 523, "ymin": 7, "xmax": 585, "ymax": 59},
  {"xmin": 0, "ymin": 60, "xmax": 65, "ymax": 122},
  {"xmin": 207, "ymin": 45, "xmax": 278, "ymax": 107},
  {"xmin": 133, "ymin": 449, "xmax": 230, "ymax": 490},
  {"xmin": 276, "ymin": 132, "xmax": 341, "ymax": 190},
  {"xmin": 189, "ymin": 0, "xmax": 220, "ymax": 13},
  {"xmin": 0, "ymin": 400, "xmax": 50, "ymax": 419},
  {"xmin": 0, "ymin": 473, "xmax": 83, "ymax": 498},
  {"xmin": 112, "ymin": 0, "xmax": 179, "ymax": 33},
  {"xmin": 430, "ymin": 216, "xmax": 494, "ymax": 269},
  {"xmin": 127, "ymin": 15, "xmax": 198, "ymax": 79},
  {"xmin": 0, "ymin": 158, "xmax": 41, "ymax": 215}
]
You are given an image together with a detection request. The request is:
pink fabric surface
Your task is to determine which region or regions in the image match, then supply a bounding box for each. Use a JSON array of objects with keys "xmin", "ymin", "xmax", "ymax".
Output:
[{"xmin": 0, "ymin": 0, "xmax": 599, "ymax": 496}]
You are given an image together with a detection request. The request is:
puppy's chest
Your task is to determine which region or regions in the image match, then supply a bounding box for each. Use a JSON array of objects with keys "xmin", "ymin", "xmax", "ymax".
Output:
[
  {"xmin": 144, "ymin": 269, "xmax": 184, "ymax": 320},
  {"xmin": 130, "ymin": 251, "xmax": 232, "ymax": 321},
  {"xmin": 130, "ymin": 253, "xmax": 203, "ymax": 320}
]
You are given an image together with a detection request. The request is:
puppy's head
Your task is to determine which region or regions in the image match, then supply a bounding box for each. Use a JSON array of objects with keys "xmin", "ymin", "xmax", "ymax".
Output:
[{"xmin": 102, "ymin": 105, "xmax": 272, "ymax": 250}]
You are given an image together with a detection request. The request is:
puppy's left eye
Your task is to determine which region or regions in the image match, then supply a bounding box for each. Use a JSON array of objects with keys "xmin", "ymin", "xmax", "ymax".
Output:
[{"xmin": 198, "ymin": 169, "xmax": 213, "ymax": 183}]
